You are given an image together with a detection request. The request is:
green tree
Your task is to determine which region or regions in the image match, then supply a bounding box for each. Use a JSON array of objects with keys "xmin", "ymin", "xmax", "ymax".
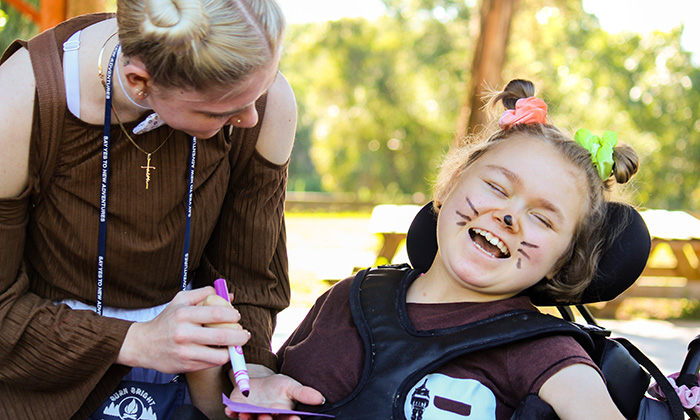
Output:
[
  {"xmin": 283, "ymin": 0, "xmax": 700, "ymax": 210},
  {"xmin": 0, "ymin": 0, "xmax": 38, "ymax": 53},
  {"xmin": 282, "ymin": 2, "xmax": 473, "ymax": 201},
  {"xmin": 504, "ymin": 0, "xmax": 700, "ymax": 210}
]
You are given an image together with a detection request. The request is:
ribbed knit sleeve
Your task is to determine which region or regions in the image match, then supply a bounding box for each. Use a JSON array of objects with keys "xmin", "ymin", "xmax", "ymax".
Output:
[
  {"xmin": 0, "ymin": 14, "xmax": 136, "ymax": 418},
  {"xmin": 0, "ymin": 191, "xmax": 133, "ymax": 419},
  {"xmin": 197, "ymin": 149, "xmax": 290, "ymax": 370}
]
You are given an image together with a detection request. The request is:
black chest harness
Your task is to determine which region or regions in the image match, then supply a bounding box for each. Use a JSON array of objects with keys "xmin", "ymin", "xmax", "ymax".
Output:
[{"xmin": 297, "ymin": 265, "xmax": 593, "ymax": 419}]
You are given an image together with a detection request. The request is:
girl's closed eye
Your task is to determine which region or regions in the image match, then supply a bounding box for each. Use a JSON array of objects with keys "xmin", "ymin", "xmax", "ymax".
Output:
[
  {"xmin": 532, "ymin": 213, "xmax": 553, "ymax": 229},
  {"xmin": 486, "ymin": 181, "xmax": 508, "ymax": 197}
]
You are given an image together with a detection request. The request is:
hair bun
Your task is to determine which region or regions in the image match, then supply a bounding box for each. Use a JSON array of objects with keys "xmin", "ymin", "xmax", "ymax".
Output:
[
  {"xmin": 141, "ymin": 0, "xmax": 209, "ymax": 46},
  {"xmin": 611, "ymin": 144, "xmax": 639, "ymax": 184},
  {"xmin": 499, "ymin": 79, "xmax": 536, "ymax": 110}
]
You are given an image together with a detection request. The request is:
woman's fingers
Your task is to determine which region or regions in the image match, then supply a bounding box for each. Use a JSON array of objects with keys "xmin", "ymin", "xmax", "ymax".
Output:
[
  {"xmin": 183, "ymin": 304, "xmax": 241, "ymax": 325},
  {"xmin": 173, "ymin": 286, "xmax": 218, "ymax": 305},
  {"xmin": 120, "ymin": 287, "xmax": 251, "ymax": 372},
  {"xmin": 176, "ymin": 321, "xmax": 251, "ymax": 348}
]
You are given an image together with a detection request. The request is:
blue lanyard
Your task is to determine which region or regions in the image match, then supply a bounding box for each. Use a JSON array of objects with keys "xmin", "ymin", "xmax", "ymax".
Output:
[{"xmin": 97, "ymin": 44, "xmax": 197, "ymax": 315}]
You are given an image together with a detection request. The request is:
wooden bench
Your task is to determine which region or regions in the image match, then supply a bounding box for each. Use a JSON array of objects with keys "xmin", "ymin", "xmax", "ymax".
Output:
[
  {"xmin": 367, "ymin": 204, "xmax": 421, "ymax": 266},
  {"xmin": 624, "ymin": 209, "xmax": 700, "ymax": 297}
]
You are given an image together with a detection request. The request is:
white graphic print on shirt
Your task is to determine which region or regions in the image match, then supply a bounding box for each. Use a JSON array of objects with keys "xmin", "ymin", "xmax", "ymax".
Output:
[{"xmin": 404, "ymin": 373, "xmax": 497, "ymax": 420}]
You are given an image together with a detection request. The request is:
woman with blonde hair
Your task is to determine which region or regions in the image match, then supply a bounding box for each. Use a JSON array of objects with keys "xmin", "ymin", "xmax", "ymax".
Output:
[{"xmin": 0, "ymin": 0, "xmax": 321, "ymax": 418}]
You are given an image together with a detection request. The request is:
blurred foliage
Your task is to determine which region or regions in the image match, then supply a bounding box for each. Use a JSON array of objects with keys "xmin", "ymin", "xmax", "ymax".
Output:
[
  {"xmin": 2, "ymin": 0, "xmax": 698, "ymax": 209},
  {"xmin": 0, "ymin": 0, "xmax": 38, "ymax": 53},
  {"xmin": 506, "ymin": 0, "xmax": 700, "ymax": 210},
  {"xmin": 281, "ymin": 0, "xmax": 700, "ymax": 210},
  {"xmin": 282, "ymin": 0, "xmax": 472, "ymax": 202}
]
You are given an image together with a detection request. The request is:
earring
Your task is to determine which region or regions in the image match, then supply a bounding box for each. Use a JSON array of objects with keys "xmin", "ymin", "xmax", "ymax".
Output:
[
  {"xmin": 236, "ymin": 119, "xmax": 241, "ymax": 123},
  {"xmin": 136, "ymin": 90, "xmax": 148, "ymax": 98},
  {"xmin": 504, "ymin": 214, "xmax": 513, "ymax": 227}
]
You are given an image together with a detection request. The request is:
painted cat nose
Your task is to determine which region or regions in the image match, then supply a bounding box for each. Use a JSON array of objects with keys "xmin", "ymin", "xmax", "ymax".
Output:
[{"xmin": 504, "ymin": 214, "xmax": 513, "ymax": 227}]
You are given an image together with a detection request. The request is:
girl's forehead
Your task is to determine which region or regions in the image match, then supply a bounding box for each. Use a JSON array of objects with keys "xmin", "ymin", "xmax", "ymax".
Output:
[
  {"xmin": 468, "ymin": 136, "xmax": 588, "ymax": 204},
  {"xmin": 477, "ymin": 135, "xmax": 584, "ymax": 177},
  {"xmin": 486, "ymin": 134, "xmax": 554, "ymax": 158}
]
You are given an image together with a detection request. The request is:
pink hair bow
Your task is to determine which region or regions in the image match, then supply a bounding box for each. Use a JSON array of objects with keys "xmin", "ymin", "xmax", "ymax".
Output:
[{"xmin": 498, "ymin": 97, "xmax": 548, "ymax": 129}]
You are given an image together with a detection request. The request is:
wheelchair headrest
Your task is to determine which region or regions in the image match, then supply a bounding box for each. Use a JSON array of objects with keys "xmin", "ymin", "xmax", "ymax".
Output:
[{"xmin": 406, "ymin": 201, "xmax": 651, "ymax": 305}]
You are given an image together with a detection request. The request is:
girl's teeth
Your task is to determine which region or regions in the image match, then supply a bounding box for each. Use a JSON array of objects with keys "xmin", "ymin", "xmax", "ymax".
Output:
[{"xmin": 472, "ymin": 228, "xmax": 510, "ymax": 256}]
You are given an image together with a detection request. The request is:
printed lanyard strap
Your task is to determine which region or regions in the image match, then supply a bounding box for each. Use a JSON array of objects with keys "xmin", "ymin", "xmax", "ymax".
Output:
[{"xmin": 97, "ymin": 44, "xmax": 197, "ymax": 315}]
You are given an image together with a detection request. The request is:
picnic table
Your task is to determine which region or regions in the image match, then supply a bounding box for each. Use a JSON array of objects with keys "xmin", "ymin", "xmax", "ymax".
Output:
[
  {"xmin": 367, "ymin": 204, "xmax": 421, "ymax": 266},
  {"xmin": 626, "ymin": 209, "xmax": 700, "ymax": 299}
]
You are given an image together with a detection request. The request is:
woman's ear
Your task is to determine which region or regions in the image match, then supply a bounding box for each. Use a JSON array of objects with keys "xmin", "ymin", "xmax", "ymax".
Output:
[{"xmin": 123, "ymin": 57, "xmax": 152, "ymax": 95}]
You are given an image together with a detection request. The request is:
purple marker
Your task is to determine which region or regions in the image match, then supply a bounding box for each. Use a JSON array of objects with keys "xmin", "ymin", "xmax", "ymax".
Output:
[{"xmin": 214, "ymin": 278, "xmax": 251, "ymax": 397}]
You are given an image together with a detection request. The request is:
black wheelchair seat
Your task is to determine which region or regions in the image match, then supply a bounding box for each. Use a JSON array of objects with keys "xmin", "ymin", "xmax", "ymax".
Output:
[{"xmin": 403, "ymin": 201, "xmax": 687, "ymax": 420}]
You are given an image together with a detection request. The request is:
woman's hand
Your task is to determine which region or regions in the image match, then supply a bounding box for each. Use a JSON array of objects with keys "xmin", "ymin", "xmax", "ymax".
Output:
[
  {"xmin": 117, "ymin": 286, "xmax": 250, "ymax": 373},
  {"xmin": 225, "ymin": 365, "xmax": 325, "ymax": 420}
]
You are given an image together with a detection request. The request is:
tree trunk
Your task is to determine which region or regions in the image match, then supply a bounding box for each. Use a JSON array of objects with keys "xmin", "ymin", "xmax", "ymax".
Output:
[
  {"xmin": 67, "ymin": 0, "xmax": 107, "ymax": 18},
  {"xmin": 454, "ymin": 0, "xmax": 517, "ymax": 146},
  {"xmin": 38, "ymin": 0, "xmax": 106, "ymax": 30},
  {"xmin": 40, "ymin": 0, "xmax": 66, "ymax": 30}
]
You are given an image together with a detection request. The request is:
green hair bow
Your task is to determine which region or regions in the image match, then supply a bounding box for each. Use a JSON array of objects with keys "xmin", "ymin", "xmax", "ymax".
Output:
[{"xmin": 574, "ymin": 129, "xmax": 618, "ymax": 180}]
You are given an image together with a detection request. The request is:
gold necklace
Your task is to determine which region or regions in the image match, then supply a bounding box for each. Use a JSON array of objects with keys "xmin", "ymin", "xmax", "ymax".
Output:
[
  {"xmin": 112, "ymin": 106, "xmax": 175, "ymax": 190},
  {"xmin": 98, "ymin": 32, "xmax": 174, "ymax": 190},
  {"xmin": 98, "ymin": 32, "xmax": 118, "ymax": 88}
]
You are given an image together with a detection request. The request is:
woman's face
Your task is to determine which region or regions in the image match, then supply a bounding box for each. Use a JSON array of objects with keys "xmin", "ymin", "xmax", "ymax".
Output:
[
  {"xmin": 433, "ymin": 135, "xmax": 588, "ymax": 302},
  {"xmin": 147, "ymin": 59, "xmax": 279, "ymax": 139}
]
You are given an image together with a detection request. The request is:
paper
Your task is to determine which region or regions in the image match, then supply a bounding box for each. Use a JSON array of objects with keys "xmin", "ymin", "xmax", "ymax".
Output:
[{"xmin": 222, "ymin": 394, "xmax": 335, "ymax": 418}]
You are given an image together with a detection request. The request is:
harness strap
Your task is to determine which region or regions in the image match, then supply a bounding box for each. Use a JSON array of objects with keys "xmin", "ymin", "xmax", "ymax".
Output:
[
  {"xmin": 24, "ymin": 30, "xmax": 66, "ymax": 203},
  {"xmin": 303, "ymin": 265, "xmax": 592, "ymax": 419}
]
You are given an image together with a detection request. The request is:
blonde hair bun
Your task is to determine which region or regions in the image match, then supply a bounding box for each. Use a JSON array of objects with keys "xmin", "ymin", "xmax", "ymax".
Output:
[{"xmin": 141, "ymin": 0, "xmax": 208, "ymax": 46}]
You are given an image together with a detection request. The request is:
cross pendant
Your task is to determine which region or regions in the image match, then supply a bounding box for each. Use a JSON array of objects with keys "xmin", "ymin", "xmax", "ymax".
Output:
[{"xmin": 141, "ymin": 153, "xmax": 155, "ymax": 190}]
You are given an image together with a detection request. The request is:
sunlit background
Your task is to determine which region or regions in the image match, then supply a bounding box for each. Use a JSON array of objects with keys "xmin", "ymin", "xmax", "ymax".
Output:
[
  {"xmin": 2, "ymin": 0, "xmax": 700, "ymax": 366},
  {"xmin": 277, "ymin": 0, "xmax": 699, "ymax": 63}
]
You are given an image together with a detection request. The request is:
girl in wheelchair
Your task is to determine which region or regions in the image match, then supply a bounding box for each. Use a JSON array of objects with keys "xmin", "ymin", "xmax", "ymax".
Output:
[{"xmin": 274, "ymin": 79, "xmax": 640, "ymax": 420}]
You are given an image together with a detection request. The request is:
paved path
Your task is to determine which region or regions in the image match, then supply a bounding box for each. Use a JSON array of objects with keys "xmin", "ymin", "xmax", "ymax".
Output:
[{"xmin": 603, "ymin": 318, "xmax": 700, "ymax": 375}]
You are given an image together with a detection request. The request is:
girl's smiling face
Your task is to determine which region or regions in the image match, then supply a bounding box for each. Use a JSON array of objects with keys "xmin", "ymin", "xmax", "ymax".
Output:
[{"xmin": 429, "ymin": 135, "xmax": 588, "ymax": 302}]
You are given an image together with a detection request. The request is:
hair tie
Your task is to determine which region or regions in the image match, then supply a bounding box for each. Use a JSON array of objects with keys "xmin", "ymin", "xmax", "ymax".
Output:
[
  {"xmin": 574, "ymin": 129, "xmax": 618, "ymax": 180},
  {"xmin": 498, "ymin": 97, "xmax": 548, "ymax": 129}
]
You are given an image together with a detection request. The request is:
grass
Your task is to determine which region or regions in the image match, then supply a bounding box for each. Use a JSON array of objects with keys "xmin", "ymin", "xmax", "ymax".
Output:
[
  {"xmin": 286, "ymin": 211, "xmax": 377, "ymax": 307},
  {"xmin": 611, "ymin": 298, "xmax": 700, "ymax": 320}
]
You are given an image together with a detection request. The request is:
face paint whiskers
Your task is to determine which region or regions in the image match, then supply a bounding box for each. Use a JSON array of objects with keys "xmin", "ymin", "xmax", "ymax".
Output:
[
  {"xmin": 465, "ymin": 197, "xmax": 480, "ymax": 216},
  {"xmin": 456, "ymin": 210, "xmax": 472, "ymax": 226}
]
